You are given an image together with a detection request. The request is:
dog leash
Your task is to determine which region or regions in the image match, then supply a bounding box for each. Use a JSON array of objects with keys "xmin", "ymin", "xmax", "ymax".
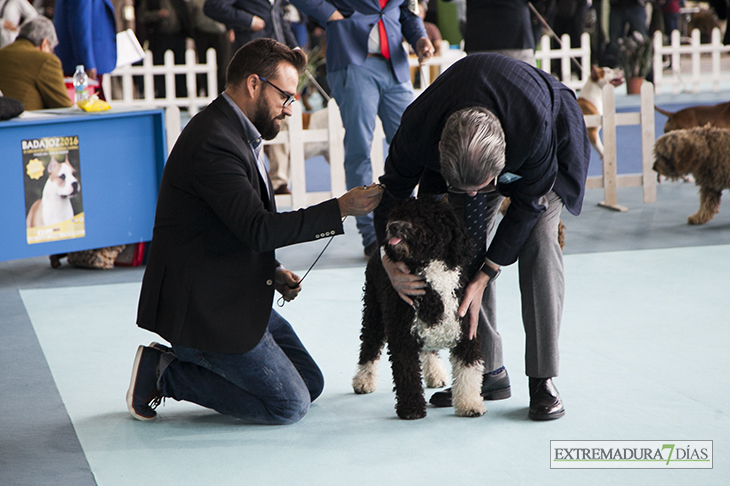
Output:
[
  {"xmin": 527, "ymin": 2, "xmax": 584, "ymax": 74},
  {"xmin": 276, "ymin": 183, "xmax": 396, "ymax": 307},
  {"xmin": 276, "ymin": 217, "xmax": 342, "ymax": 307}
]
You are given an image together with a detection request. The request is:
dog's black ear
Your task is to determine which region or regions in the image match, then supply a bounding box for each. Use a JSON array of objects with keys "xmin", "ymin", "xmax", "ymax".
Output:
[{"xmin": 438, "ymin": 204, "xmax": 475, "ymax": 268}]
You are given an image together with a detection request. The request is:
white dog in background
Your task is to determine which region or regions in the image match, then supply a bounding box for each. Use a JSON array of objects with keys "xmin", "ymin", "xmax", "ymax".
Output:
[
  {"xmin": 26, "ymin": 155, "xmax": 80, "ymax": 228},
  {"xmin": 576, "ymin": 65, "xmax": 625, "ymax": 159}
]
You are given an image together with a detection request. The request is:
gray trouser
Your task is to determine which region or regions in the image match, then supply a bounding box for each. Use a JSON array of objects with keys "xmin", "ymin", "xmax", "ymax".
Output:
[{"xmin": 452, "ymin": 190, "xmax": 565, "ymax": 378}]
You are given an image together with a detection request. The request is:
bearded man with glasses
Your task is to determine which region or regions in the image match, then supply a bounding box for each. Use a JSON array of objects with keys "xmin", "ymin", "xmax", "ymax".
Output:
[{"xmin": 128, "ymin": 38, "xmax": 384, "ymax": 425}]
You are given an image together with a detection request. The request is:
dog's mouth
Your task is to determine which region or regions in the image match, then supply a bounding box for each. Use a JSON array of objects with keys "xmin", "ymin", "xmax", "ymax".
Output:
[
  {"xmin": 385, "ymin": 220, "xmax": 414, "ymax": 260},
  {"xmin": 609, "ymin": 68, "xmax": 625, "ymax": 87},
  {"xmin": 610, "ymin": 76, "xmax": 625, "ymax": 87},
  {"xmin": 386, "ymin": 236, "xmax": 410, "ymax": 259}
]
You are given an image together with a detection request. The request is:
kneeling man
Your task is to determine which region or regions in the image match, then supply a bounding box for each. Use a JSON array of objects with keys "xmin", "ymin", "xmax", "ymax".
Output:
[{"xmin": 128, "ymin": 39, "xmax": 383, "ymax": 425}]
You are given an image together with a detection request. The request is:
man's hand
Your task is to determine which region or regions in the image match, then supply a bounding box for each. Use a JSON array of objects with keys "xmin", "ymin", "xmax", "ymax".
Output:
[
  {"xmin": 381, "ymin": 250, "xmax": 426, "ymax": 305},
  {"xmin": 416, "ymin": 37, "xmax": 434, "ymax": 65},
  {"xmin": 275, "ymin": 268, "xmax": 301, "ymax": 302},
  {"xmin": 251, "ymin": 15, "xmax": 265, "ymax": 32},
  {"xmin": 328, "ymin": 10, "xmax": 344, "ymax": 21},
  {"xmin": 458, "ymin": 270, "xmax": 491, "ymax": 340},
  {"xmin": 338, "ymin": 183, "xmax": 383, "ymax": 217}
]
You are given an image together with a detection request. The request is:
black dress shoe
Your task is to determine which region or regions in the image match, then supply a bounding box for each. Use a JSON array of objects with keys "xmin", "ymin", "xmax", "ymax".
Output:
[
  {"xmin": 429, "ymin": 367, "xmax": 511, "ymax": 407},
  {"xmin": 528, "ymin": 377, "xmax": 565, "ymax": 421}
]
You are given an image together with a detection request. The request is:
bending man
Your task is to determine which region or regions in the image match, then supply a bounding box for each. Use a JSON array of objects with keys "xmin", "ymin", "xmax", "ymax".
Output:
[{"xmin": 375, "ymin": 53, "xmax": 590, "ymax": 420}]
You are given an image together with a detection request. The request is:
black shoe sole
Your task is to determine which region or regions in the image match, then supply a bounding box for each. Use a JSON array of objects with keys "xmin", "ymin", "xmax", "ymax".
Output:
[
  {"xmin": 528, "ymin": 409, "xmax": 565, "ymax": 421},
  {"xmin": 429, "ymin": 386, "xmax": 511, "ymax": 408}
]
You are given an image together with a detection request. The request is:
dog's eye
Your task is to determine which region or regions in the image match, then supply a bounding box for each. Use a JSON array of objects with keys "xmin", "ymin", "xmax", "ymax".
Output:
[{"xmin": 60, "ymin": 174, "xmax": 66, "ymax": 181}]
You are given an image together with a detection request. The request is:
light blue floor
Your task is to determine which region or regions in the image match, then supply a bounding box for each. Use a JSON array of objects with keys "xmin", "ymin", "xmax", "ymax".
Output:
[{"xmin": 20, "ymin": 242, "xmax": 730, "ymax": 485}]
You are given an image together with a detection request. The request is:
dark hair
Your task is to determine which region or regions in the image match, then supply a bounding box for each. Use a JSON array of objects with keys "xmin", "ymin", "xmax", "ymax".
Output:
[{"xmin": 226, "ymin": 38, "xmax": 307, "ymax": 89}]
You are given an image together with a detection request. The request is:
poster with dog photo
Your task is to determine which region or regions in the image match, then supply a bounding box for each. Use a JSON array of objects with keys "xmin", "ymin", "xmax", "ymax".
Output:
[{"xmin": 23, "ymin": 136, "xmax": 85, "ymax": 244}]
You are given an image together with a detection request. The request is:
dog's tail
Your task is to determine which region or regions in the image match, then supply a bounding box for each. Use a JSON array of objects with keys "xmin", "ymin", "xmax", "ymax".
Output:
[{"xmin": 654, "ymin": 105, "xmax": 675, "ymax": 117}]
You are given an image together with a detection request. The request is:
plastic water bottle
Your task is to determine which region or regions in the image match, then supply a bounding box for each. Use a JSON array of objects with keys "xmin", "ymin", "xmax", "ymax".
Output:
[{"xmin": 73, "ymin": 65, "xmax": 89, "ymax": 103}]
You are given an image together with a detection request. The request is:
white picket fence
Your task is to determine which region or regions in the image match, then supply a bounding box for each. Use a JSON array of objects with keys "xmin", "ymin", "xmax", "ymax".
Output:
[
  {"xmin": 536, "ymin": 32, "xmax": 593, "ymax": 91},
  {"xmin": 653, "ymin": 27, "xmax": 730, "ymax": 94}
]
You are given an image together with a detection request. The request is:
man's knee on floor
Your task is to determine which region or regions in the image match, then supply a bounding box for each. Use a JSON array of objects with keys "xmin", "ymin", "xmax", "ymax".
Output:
[{"xmin": 267, "ymin": 394, "xmax": 311, "ymax": 425}]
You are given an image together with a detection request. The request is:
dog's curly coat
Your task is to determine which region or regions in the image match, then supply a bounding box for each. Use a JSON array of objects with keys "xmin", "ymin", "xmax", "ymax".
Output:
[
  {"xmin": 653, "ymin": 126, "xmax": 730, "ymax": 224},
  {"xmin": 352, "ymin": 197, "xmax": 485, "ymax": 420}
]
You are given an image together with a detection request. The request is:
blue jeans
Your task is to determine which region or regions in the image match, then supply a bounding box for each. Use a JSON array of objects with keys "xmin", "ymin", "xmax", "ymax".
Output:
[
  {"xmin": 159, "ymin": 310, "xmax": 324, "ymax": 425},
  {"xmin": 327, "ymin": 57, "xmax": 414, "ymax": 247}
]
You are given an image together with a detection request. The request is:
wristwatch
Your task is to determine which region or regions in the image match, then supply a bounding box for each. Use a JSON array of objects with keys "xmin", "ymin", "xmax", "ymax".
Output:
[{"xmin": 478, "ymin": 260, "xmax": 501, "ymax": 283}]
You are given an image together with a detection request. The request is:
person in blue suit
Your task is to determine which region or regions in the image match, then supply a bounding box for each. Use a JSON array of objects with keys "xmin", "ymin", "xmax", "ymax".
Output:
[
  {"xmin": 53, "ymin": 0, "xmax": 117, "ymax": 94},
  {"xmin": 290, "ymin": 0, "xmax": 434, "ymax": 256}
]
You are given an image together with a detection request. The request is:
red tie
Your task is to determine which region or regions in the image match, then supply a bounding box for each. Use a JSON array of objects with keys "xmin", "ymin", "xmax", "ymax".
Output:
[{"xmin": 378, "ymin": 0, "xmax": 390, "ymax": 59}]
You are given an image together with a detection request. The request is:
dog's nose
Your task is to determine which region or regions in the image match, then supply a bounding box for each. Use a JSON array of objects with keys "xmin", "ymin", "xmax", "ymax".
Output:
[{"xmin": 388, "ymin": 222, "xmax": 405, "ymax": 235}]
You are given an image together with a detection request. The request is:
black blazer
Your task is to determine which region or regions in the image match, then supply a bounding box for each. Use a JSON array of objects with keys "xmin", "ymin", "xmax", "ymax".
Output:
[
  {"xmin": 375, "ymin": 54, "xmax": 590, "ymax": 267},
  {"xmin": 137, "ymin": 96, "xmax": 343, "ymax": 353}
]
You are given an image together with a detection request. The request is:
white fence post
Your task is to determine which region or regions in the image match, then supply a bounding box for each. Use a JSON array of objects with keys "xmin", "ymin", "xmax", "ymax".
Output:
[{"xmin": 585, "ymin": 82, "xmax": 656, "ymax": 210}]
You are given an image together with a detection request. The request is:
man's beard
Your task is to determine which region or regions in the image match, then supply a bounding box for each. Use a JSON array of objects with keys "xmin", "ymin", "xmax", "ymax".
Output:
[{"xmin": 252, "ymin": 96, "xmax": 283, "ymax": 140}]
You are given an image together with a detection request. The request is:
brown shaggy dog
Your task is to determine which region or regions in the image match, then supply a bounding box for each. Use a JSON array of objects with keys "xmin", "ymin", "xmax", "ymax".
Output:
[{"xmin": 653, "ymin": 126, "xmax": 730, "ymax": 224}]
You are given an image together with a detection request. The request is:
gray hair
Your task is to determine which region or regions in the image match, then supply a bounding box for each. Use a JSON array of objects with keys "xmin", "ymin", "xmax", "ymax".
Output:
[
  {"xmin": 18, "ymin": 17, "xmax": 58, "ymax": 49},
  {"xmin": 440, "ymin": 107, "xmax": 506, "ymax": 189}
]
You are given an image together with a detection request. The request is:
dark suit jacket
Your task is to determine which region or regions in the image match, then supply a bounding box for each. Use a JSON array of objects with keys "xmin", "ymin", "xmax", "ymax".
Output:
[
  {"xmin": 137, "ymin": 96, "xmax": 344, "ymax": 354},
  {"xmin": 0, "ymin": 39, "xmax": 73, "ymax": 110},
  {"xmin": 204, "ymin": 0, "xmax": 298, "ymax": 50},
  {"xmin": 291, "ymin": 0, "xmax": 427, "ymax": 84},
  {"xmin": 375, "ymin": 54, "xmax": 590, "ymax": 267}
]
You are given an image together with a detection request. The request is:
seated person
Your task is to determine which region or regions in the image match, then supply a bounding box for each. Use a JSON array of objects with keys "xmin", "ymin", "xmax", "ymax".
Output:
[{"xmin": 0, "ymin": 17, "xmax": 72, "ymax": 110}]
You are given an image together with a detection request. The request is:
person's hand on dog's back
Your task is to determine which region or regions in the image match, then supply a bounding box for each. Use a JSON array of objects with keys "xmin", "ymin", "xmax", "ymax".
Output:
[
  {"xmin": 380, "ymin": 251, "xmax": 426, "ymax": 306},
  {"xmin": 338, "ymin": 183, "xmax": 384, "ymax": 217}
]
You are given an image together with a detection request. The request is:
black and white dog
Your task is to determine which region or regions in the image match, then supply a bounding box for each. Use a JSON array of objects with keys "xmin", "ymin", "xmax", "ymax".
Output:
[{"xmin": 352, "ymin": 197, "xmax": 485, "ymax": 419}]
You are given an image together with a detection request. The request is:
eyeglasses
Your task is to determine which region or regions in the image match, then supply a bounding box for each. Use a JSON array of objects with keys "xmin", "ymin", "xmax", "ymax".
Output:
[
  {"xmin": 446, "ymin": 180, "xmax": 496, "ymax": 194},
  {"xmin": 258, "ymin": 76, "xmax": 297, "ymax": 108}
]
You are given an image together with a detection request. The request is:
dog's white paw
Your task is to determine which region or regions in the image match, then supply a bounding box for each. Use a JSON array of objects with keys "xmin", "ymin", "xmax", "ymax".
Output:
[
  {"xmin": 352, "ymin": 360, "xmax": 379, "ymax": 394},
  {"xmin": 420, "ymin": 351, "xmax": 449, "ymax": 388},
  {"xmin": 450, "ymin": 358, "xmax": 485, "ymax": 418},
  {"xmin": 454, "ymin": 401, "xmax": 487, "ymax": 418}
]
